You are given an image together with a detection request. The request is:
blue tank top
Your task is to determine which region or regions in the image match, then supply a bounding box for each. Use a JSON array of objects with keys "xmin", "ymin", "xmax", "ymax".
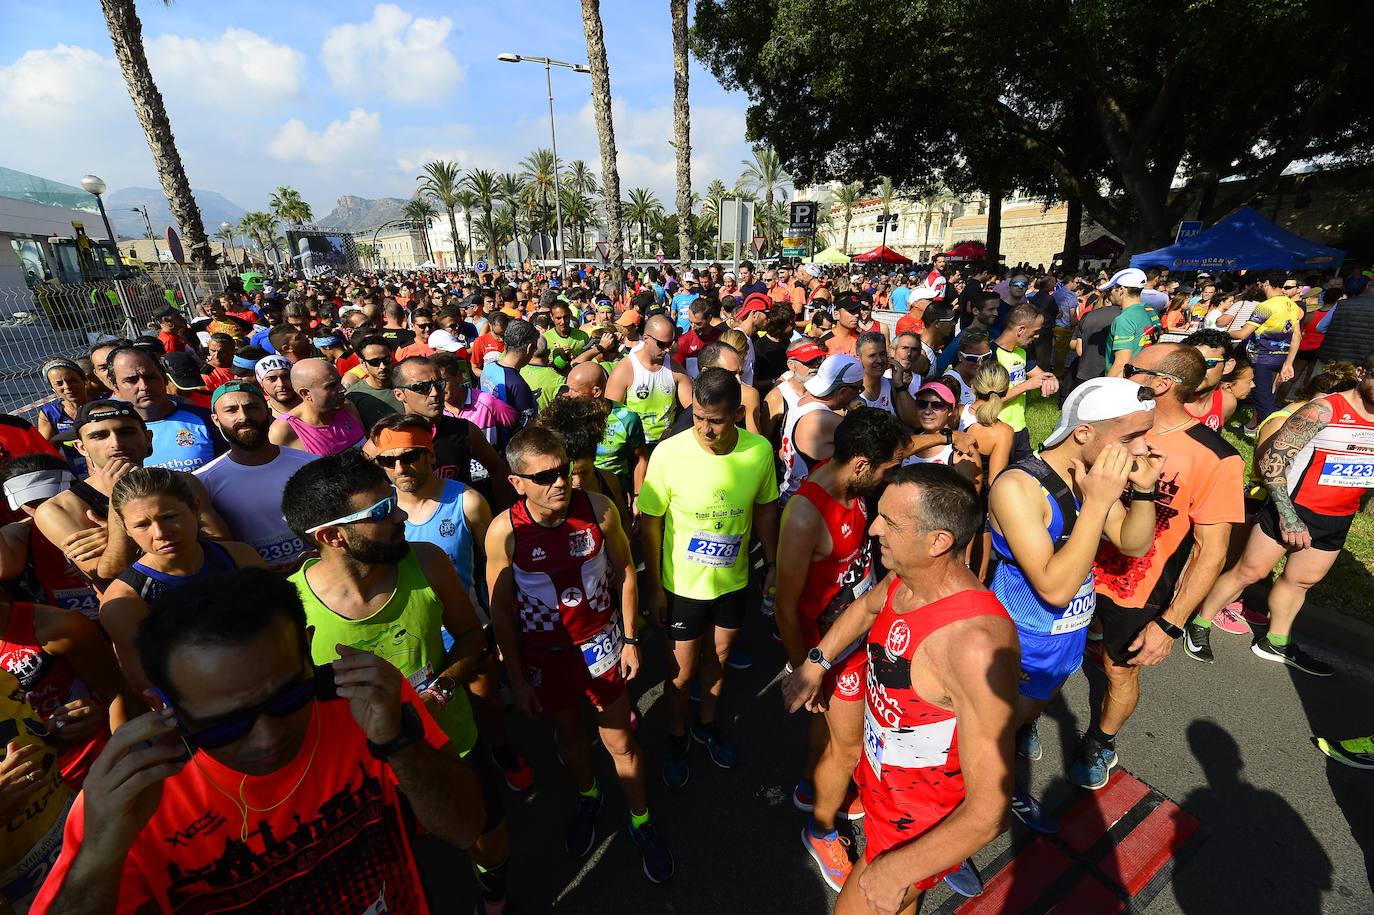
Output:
[
  {"xmin": 116, "ymin": 539, "xmax": 238, "ymax": 604},
  {"xmin": 403, "ymin": 480, "xmax": 475, "ymax": 592},
  {"xmin": 39, "ymin": 401, "xmax": 86, "ymax": 477},
  {"xmin": 146, "ymin": 401, "xmax": 219, "ymax": 473},
  {"xmin": 989, "ymin": 457, "xmax": 1096, "ymax": 636}
]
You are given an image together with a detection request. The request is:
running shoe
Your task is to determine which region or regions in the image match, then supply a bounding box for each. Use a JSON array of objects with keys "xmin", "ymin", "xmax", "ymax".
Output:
[
  {"xmin": 1011, "ymin": 789, "xmax": 1060, "ymax": 834},
  {"xmin": 792, "ymin": 782, "xmax": 864, "ymax": 820},
  {"xmin": 943, "ymin": 858, "xmax": 984, "ymax": 897},
  {"xmin": 1313, "ymin": 735, "xmax": 1374, "ymax": 770},
  {"xmin": 691, "ymin": 721, "xmax": 739, "ymax": 769},
  {"xmin": 1251, "ymin": 637, "xmax": 1334, "ymax": 677},
  {"xmin": 566, "ymin": 791, "xmax": 605, "ymax": 858},
  {"xmin": 801, "ymin": 826, "xmax": 853, "ymax": 892},
  {"xmin": 726, "ymin": 646, "xmax": 753, "ymax": 670},
  {"xmin": 628, "ymin": 821, "xmax": 675, "ymax": 884},
  {"xmin": 1212, "ymin": 603, "xmax": 1249, "ymax": 635},
  {"xmin": 493, "ymin": 749, "xmax": 534, "ymax": 793},
  {"xmin": 1068, "ymin": 738, "xmax": 1118, "ymax": 790},
  {"xmin": 1239, "ymin": 604, "xmax": 1270, "ymax": 628},
  {"xmin": 1182, "ymin": 622, "xmax": 1214, "ymax": 663},
  {"xmin": 1017, "ymin": 720, "xmax": 1042, "ymax": 761},
  {"xmin": 662, "ymin": 735, "xmax": 691, "ymax": 788}
]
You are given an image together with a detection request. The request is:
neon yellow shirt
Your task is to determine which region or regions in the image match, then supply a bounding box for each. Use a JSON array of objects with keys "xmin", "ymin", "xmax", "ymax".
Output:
[
  {"xmin": 637, "ymin": 428, "xmax": 779, "ymax": 600},
  {"xmin": 995, "ymin": 345, "xmax": 1029, "ymax": 432}
]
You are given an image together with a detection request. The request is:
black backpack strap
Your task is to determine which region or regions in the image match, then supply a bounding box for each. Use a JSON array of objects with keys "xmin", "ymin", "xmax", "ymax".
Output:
[
  {"xmin": 1007, "ymin": 455, "xmax": 1079, "ymax": 548},
  {"xmin": 68, "ymin": 478, "xmax": 110, "ymax": 518}
]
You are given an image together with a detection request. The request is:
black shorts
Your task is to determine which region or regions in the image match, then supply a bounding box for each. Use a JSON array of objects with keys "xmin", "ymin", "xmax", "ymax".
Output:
[
  {"xmin": 666, "ymin": 587, "xmax": 750, "ymax": 641},
  {"xmin": 1095, "ymin": 593, "xmax": 1163, "ymax": 666},
  {"xmin": 1255, "ymin": 499, "xmax": 1353, "ymax": 552}
]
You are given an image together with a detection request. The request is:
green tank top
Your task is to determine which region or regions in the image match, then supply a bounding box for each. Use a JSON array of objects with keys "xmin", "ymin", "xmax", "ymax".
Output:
[
  {"xmin": 289, "ymin": 548, "xmax": 478, "ymax": 756},
  {"xmin": 623, "ymin": 352, "xmax": 676, "ymax": 442}
]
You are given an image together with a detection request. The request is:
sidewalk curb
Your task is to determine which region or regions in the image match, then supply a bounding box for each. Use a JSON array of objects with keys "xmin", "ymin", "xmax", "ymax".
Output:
[{"xmin": 1293, "ymin": 602, "xmax": 1374, "ymax": 659}]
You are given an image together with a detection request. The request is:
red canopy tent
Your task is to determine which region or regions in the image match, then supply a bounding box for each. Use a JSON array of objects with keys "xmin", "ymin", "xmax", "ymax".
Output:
[
  {"xmin": 942, "ymin": 241, "xmax": 987, "ymax": 261},
  {"xmin": 1077, "ymin": 234, "xmax": 1124, "ymax": 259},
  {"xmin": 851, "ymin": 245, "xmax": 912, "ymax": 265}
]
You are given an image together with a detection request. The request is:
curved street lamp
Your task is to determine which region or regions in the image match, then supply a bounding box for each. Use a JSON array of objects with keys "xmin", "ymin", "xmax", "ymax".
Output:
[{"xmin": 79, "ymin": 174, "xmax": 118, "ymax": 243}]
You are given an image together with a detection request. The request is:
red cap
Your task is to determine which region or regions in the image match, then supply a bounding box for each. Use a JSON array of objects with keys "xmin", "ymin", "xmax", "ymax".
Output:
[
  {"xmin": 787, "ymin": 342, "xmax": 826, "ymax": 364},
  {"xmin": 737, "ymin": 292, "xmax": 772, "ymax": 318}
]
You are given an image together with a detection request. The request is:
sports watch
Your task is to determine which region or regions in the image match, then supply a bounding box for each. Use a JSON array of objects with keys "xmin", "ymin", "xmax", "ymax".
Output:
[
  {"xmin": 806, "ymin": 647, "xmax": 833, "ymax": 671},
  {"xmin": 367, "ymin": 703, "xmax": 426, "ymax": 761}
]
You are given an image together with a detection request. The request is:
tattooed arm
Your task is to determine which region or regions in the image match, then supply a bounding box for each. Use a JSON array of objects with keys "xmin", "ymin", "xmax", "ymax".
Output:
[{"xmin": 1259, "ymin": 397, "xmax": 1332, "ymax": 550}]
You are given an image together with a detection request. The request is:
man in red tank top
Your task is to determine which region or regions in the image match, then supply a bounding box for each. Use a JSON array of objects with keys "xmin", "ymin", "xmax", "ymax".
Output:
[
  {"xmin": 1183, "ymin": 329, "xmax": 1239, "ymax": 432},
  {"xmin": 486, "ymin": 426, "xmax": 674, "ymax": 884},
  {"xmin": 784, "ymin": 464, "xmax": 1020, "ymax": 914},
  {"xmin": 776, "ymin": 408, "xmax": 909, "ymax": 892}
]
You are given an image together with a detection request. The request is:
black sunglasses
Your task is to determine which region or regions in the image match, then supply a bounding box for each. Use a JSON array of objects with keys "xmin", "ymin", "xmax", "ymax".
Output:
[
  {"xmin": 513, "ymin": 463, "xmax": 570, "ymax": 486},
  {"xmin": 374, "ymin": 448, "xmax": 429, "ymax": 468},
  {"xmin": 362, "ymin": 356, "xmax": 391, "ymax": 368},
  {"xmin": 1124, "ymin": 363, "xmax": 1183, "ymax": 383},
  {"xmin": 645, "ymin": 335, "xmax": 672, "ymax": 349},
  {"xmin": 176, "ymin": 666, "xmax": 324, "ymax": 749},
  {"xmin": 400, "ymin": 379, "xmax": 445, "ymax": 396}
]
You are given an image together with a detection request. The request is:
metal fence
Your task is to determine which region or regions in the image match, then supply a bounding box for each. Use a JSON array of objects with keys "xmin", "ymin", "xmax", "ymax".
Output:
[{"xmin": 0, "ymin": 269, "xmax": 231, "ymax": 418}]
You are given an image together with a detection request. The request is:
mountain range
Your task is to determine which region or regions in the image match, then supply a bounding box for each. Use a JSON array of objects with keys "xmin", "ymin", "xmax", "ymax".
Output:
[
  {"xmin": 320, "ymin": 195, "xmax": 410, "ymax": 233},
  {"xmin": 104, "ymin": 189, "xmax": 410, "ymax": 239}
]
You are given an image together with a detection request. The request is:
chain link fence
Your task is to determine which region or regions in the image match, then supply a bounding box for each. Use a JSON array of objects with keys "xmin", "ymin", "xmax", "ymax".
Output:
[{"xmin": 0, "ymin": 269, "xmax": 231, "ymax": 418}]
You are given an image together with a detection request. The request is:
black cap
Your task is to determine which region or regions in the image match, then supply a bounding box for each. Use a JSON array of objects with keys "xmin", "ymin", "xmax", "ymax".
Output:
[
  {"xmin": 833, "ymin": 293, "xmax": 863, "ymax": 314},
  {"xmin": 74, "ymin": 399, "xmax": 144, "ymax": 432},
  {"xmin": 161, "ymin": 351, "xmax": 206, "ymax": 390}
]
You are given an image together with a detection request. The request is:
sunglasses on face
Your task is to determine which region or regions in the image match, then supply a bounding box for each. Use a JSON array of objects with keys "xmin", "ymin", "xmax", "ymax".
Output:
[
  {"xmin": 1282, "ymin": 284, "xmax": 1298, "ymax": 291},
  {"xmin": 959, "ymin": 350, "xmax": 994, "ymax": 363},
  {"xmin": 1124, "ymin": 363, "xmax": 1183, "ymax": 383},
  {"xmin": 401, "ymin": 379, "xmax": 445, "ymax": 396},
  {"xmin": 363, "ymin": 356, "xmax": 390, "ymax": 368},
  {"xmin": 177, "ymin": 667, "xmax": 320, "ymax": 749},
  {"xmin": 305, "ymin": 492, "xmax": 397, "ymax": 534},
  {"xmin": 916, "ymin": 398, "xmax": 951, "ymax": 410},
  {"xmin": 645, "ymin": 335, "xmax": 672, "ymax": 349},
  {"xmin": 374, "ymin": 448, "xmax": 429, "ymax": 469},
  {"xmin": 1010, "ymin": 281, "xmax": 1029, "ymax": 288},
  {"xmin": 513, "ymin": 463, "xmax": 570, "ymax": 486},
  {"xmin": 1202, "ymin": 357, "xmax": 1225, "ymax": 368},
  {"xmin": 413, "ymin": 322, "xmax": 433, "ymax": 332}
]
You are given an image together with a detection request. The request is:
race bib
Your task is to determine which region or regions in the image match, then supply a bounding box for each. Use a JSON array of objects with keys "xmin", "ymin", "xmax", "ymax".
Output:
[
  {"xmin": 406, "ymin": 663, "xmax": 436, "ymax": 692},
  {"xmin": 863, "ymin": 706, "xmax": 885, "ymax": 777},
  {"xmin": 579, "ymin": 618, "xmax": 623, "ymax": 678},
  {"xmin": 1317, "ymin": 455, "xmax": 1374, "ymax": 488},
  {"xmin": 51, "ymin": 587, "xmax": 100, "ymax": 621},
  {"xmin": 852, "ymin": 569, "xmax": 875, "ymax": 600},
  {"xmin": 256, "ymin": 533, "xmax": 306, "ymax": 567},
  {"xmin": 685, "ymin": 531, "xmax": 743, "ymax": 567},
  {"xmin": 1051, "ymin": 578, "xmax": 1097, "ymax": 635}
]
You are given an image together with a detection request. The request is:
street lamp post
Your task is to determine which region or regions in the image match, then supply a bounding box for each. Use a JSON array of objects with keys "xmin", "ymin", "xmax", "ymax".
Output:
[
  {"xmin": 79, "ymin": 175, "xmax": 117, "ymax": 244},
  {"xmin": 131, "ymin": 206, "xmax": 160, "ymax": 262},
  {"xmin": 219, "ymin": 221, "xmax": 237, "ymax": 272},
  {"xmin": 498, "ymin": 53, "xmax": 591, "ymax": 278}
]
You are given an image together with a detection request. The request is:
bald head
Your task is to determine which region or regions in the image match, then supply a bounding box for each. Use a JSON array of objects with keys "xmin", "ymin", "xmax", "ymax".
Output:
[
  {"xmin": 566, "ymin": 362, "xmax": 607, "ymax": 400},
  {"xmin": 645, "ymin": 315, "xmax": 674, "ymax": 340},
  {"xmin": 1131, "ymin": 342, "xmax": 1205, "ymax": 402},
  {"xmin": 290, "ymin": 358, "xmax": 334, "ymax": 391}
]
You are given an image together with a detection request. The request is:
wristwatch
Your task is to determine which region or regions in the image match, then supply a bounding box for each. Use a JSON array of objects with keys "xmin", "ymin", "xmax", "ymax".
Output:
[
  {"xmin": 1130, "ymin": 486, "xmax": 1161, "ymax": 502},
  {"xmin": 430, "ymin": 676, "xmax": 456, "ymax": 705},
  {"xmin": 623, "ymin": 635, "xmax": 641, "ymax": 646},
  {"xmin": 806, "ymin": 647, "xmax": 833, "ymax": 671},
  {"xmin": 367, "ymin": 703, "xmax": 427, "ymax": 760},
  {"xmin": 941, "ymin": 428, "xmax": 954, "ymax": 445},
  {"xmin": 1153, "ymin": 617, "xmax": 1184, "ymax": 639}
]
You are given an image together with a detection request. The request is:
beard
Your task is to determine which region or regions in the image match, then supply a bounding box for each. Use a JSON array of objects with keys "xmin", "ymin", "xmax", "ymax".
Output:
[
  {"xmin": 1359, "ymin": 377, "xmax": 1374, "ymax": 405},
  {"xmin": 845, "ymin": 466, "xmax": 882, "ymax": 497},
  {"xmin": 221, "ymin": 417, "xmax": 270, "ymax": 451},
  {"xmin": 342, "ymin": 527, "xmax": 409, "ymax": 566}
]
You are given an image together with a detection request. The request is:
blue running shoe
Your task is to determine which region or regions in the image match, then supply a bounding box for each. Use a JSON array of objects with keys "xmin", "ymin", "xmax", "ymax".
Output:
[
  {"xmin": 690, "ymin": 721, "xmax": 739, "ymax": 769},
  {"xmin": 1011, "ymin": 788, "xmax": 1059, "ymax": 834},
  {"xmin": 1017, "ymin": 720, "xmax": 1042, "ymax": 761},
  {"xmin": 1068, "ymin": 738, "xmax": 1118, "ymax": 790},
  {"xmin": 566, "ymin": 791, "xmax": 605, "ymax": 857},
  {"xmin": 943, "ymin": 858, "xmax": 983, "ymax": 897},
  {"xmin": 628, "ymin": 821, "xmax": 675, "ymax": 884},
  {"xmin": 662, "ymin": 735, "xmax": 691, "ymax": 788},
  {"xmin": 726, "ymin": 646, "xmax": 753, "ymax": 670}
]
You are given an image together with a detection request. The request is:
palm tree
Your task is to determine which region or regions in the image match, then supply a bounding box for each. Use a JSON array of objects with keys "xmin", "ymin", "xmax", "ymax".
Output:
[
  {"xmin": 670, "ymin": 0, "xmax": 692, "ymax": 270},
  {"xmin": 562, "ymin": 159, "xmax": 599, "ymax": 197},
  {"xmin": 455, "ymin": 189, "xmax": 479, "ymax": 265},
  {"xmin": 417, "ymin": 160, "xmax": 463, "ymax": 269},
  {"xmin": 700, "ymin": 178, "xmax": 728, "ymax": 260},
  {"xmin": 581, "ymin": 0, "xmax": 624, "ymax": 281},
  {"xmin": 214, "ymin": 223, "xmax": 234, "ymax": 268},
  {"xmin": 833, "ymin": 182, "xmax": 864, "ymax": 254},
  {"xmin": 623, "ymin": 188, "xmax": 662, "ymax": 256},
  {"xmin": 520, "ymin": 149, "xmax": 558, "ymax": 258},
  {"xmin": 237, "ymin": 211, "xmax": 283, "ymax": 267},
  {"xmin": 402, "ymin": 197, "xmax": 437, "ymax": 263},
  {"xmin": 560, "ymin": 186, "xmax": 596, "ymax": 257},
  {"xmin": 463, "ymin": 169, "xmax": 499, "ymax": 262},
  {"xmin": 737, "ymin": 145, "xmax": 792, "ymax": 212},
  {"xmin": 99, "ymin": 0, "xmax": 213, "ymax": 268},
  {"xmin": 354, "ymin": 243, "xmax": 378, "ymax": 268},
  {"xmin": 270, "ymin": 186, "xmax": 313, "ymax": 226},
  {"xmin": 876, "ymin": 176, "xmax": 902, "ymax": 250},
  {"xmin": 497, "ymin": 173, "xmax": 529, "ymax": 265},
  {"xmin": 916, "ymin": 185, "xmax": 958, "ymax": 255}
]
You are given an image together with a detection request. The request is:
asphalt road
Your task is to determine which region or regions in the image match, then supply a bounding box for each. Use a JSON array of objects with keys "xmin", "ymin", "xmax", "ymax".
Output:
[{"xmin": 417, "ymin": 606, "xmax": 1374, "ymax": 914}]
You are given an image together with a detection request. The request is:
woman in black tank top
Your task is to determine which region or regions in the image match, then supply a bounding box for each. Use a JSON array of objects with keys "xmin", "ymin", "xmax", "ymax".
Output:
[{"xmin": 99, "ymin": 468, "xmax": 266, "ymax": 696}]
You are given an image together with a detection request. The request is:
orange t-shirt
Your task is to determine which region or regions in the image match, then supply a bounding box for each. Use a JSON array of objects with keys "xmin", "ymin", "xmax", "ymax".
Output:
[
  {"xmin": 32, "ymin": 683, "xmax": 447, "ymax": 915},
  {"xmin": 470, "ymin": 333, "xmax": 504, "ymax": 369},
  {"xmin": 823, "ymin": 330, "xmax": 858, "ymax": 356},
  {"xmin": 1093, "ymin": 421, "xmax": 1244, "ymax": 610}
]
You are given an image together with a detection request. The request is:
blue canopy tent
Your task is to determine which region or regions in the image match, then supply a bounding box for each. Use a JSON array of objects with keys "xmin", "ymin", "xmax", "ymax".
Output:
[{"xmin": 1129, "ymin": 207, "xmax": 1344, "ymax": 272}]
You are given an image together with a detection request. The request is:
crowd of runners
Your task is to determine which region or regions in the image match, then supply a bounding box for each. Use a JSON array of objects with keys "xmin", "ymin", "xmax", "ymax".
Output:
[{"xmin": 1, "ymin": 254, "xmax": 1372, "ymax": 913}]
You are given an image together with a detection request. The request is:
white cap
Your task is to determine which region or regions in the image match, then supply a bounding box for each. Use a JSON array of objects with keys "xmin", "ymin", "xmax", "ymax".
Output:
[
  {"xmin": 804, "ymin": 354, "xmax": 864, "ymax": 397},
  {"xmin": 428, "ymin": 329, "xmax": 465, "ymax": 353},
  {"xmin": 802, "ymin": 264, "xmax": 823, "ymax": 278},
  {"xmin": 909, "ymin": 285, "xmax": 939, "ymax": 301},
  {"xmin": 1098, "ymin": 267, "xmax": 1147, "ymax": 291},
  {"xmin": 1041, "ymin": 377, "xmax": 1155, "ymax": 448}
]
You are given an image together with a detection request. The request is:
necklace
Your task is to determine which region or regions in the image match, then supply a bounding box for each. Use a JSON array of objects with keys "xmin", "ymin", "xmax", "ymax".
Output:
[
  {"xmin": 1152, "ymin": 416, "xmax": 1196, "ymax": 437},
  {"xmin": 189, "ymin": 702, "xmax": 322, "ymax": 841}
]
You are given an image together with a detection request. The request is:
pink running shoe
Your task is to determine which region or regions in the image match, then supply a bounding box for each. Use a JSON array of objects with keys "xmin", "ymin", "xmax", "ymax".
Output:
[
  {"xmin": 1212, "ymin": 604, "xmax": 1249, "ymax": 635},
  {"xmin": 1240, "ymin": 604, "xmax": 1270, "ymax": 628}
]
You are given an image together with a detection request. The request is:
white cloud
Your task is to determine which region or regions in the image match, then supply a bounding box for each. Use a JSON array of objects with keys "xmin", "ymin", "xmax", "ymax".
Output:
[
  {"xmin": 322, "ymin": 4, "xmax": 464, "ymax": 104},
  {"xmin": 0, "ymin": 44, "xmax": 125, "ymax": 131},
  {"xmin": 267, "ymin": 108, "xmax": 384, "ymax": 167},
  {"xmin": 147, "ymin": 28, "xmax": 305, "ymax": 109}
]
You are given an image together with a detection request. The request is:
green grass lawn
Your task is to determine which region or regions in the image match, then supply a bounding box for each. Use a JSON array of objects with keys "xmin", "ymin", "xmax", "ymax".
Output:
[{"xmin": 1024, "ymin": 393, "xmax": 1374, "ymax": 627}]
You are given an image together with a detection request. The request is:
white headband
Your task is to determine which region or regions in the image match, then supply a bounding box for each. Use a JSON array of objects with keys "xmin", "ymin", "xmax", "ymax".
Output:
[{"xmin": 4, "ymin": 469, "xmax": 74, "ymax": 510}]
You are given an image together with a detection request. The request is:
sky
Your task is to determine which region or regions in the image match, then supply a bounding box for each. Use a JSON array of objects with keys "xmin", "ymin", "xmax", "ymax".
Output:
[{"xmin": 0, "ymin": 1, "xmax": 765, "ymax": 219}]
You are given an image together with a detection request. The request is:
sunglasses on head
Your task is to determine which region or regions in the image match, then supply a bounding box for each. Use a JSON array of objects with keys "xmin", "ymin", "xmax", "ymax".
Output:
[
  {"xmin": 305, "ymin": 491, "xmax": 397, "ymax": 534},
  {"xmin": 173, "ymin": 665, "xmax": 325, "ymax": 749},
  {"xmin": 513, "ymin": 463, "xmax": 570, "ymax": 486},
  {"xmin": 400, "ymin": 379, "xmax": 444, "ymax": 396},
  {"xmin": 374, "ymin": 448, "xmax": 429, "ymax": 469},
  {"xmin": 959, "ymin": 350, "xmax": 994, "ymax": 363}
]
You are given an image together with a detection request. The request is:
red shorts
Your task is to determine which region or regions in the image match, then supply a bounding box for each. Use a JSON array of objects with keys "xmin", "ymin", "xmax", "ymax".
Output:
[
  {"xmin": 822, "ymin": 643, "xmax": 866, "ymax": 703},
  {"xmin": 522, "ymin": 642, "xmax": 627, "ymax": 714},
  {"xmin": 854, "ymin": 760, "xmax": 963, "ymax": 888}
]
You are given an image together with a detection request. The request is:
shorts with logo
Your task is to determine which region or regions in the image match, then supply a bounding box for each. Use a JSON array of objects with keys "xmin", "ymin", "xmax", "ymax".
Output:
[
  {"xmin": 822, "ymin": 643, "xmax": 867, "ymax": 703},
  {"xmin": 857, "ymin": 789, "xmax": 960, "ymax": 890},
  {"xmin": 522, "ymin": 635, "xmax": 627, "ymax": 714},
  {"xmin": 1256, "ymin": 499, "xmax": 1354, "ymax": 552},
  {"xmin": 1016, "ymin": 625, "xmax": 1085, "ymax": 700},
  {"xmin": 666, "ymin": 586, "xmax": 749, "ymax": 640}
]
